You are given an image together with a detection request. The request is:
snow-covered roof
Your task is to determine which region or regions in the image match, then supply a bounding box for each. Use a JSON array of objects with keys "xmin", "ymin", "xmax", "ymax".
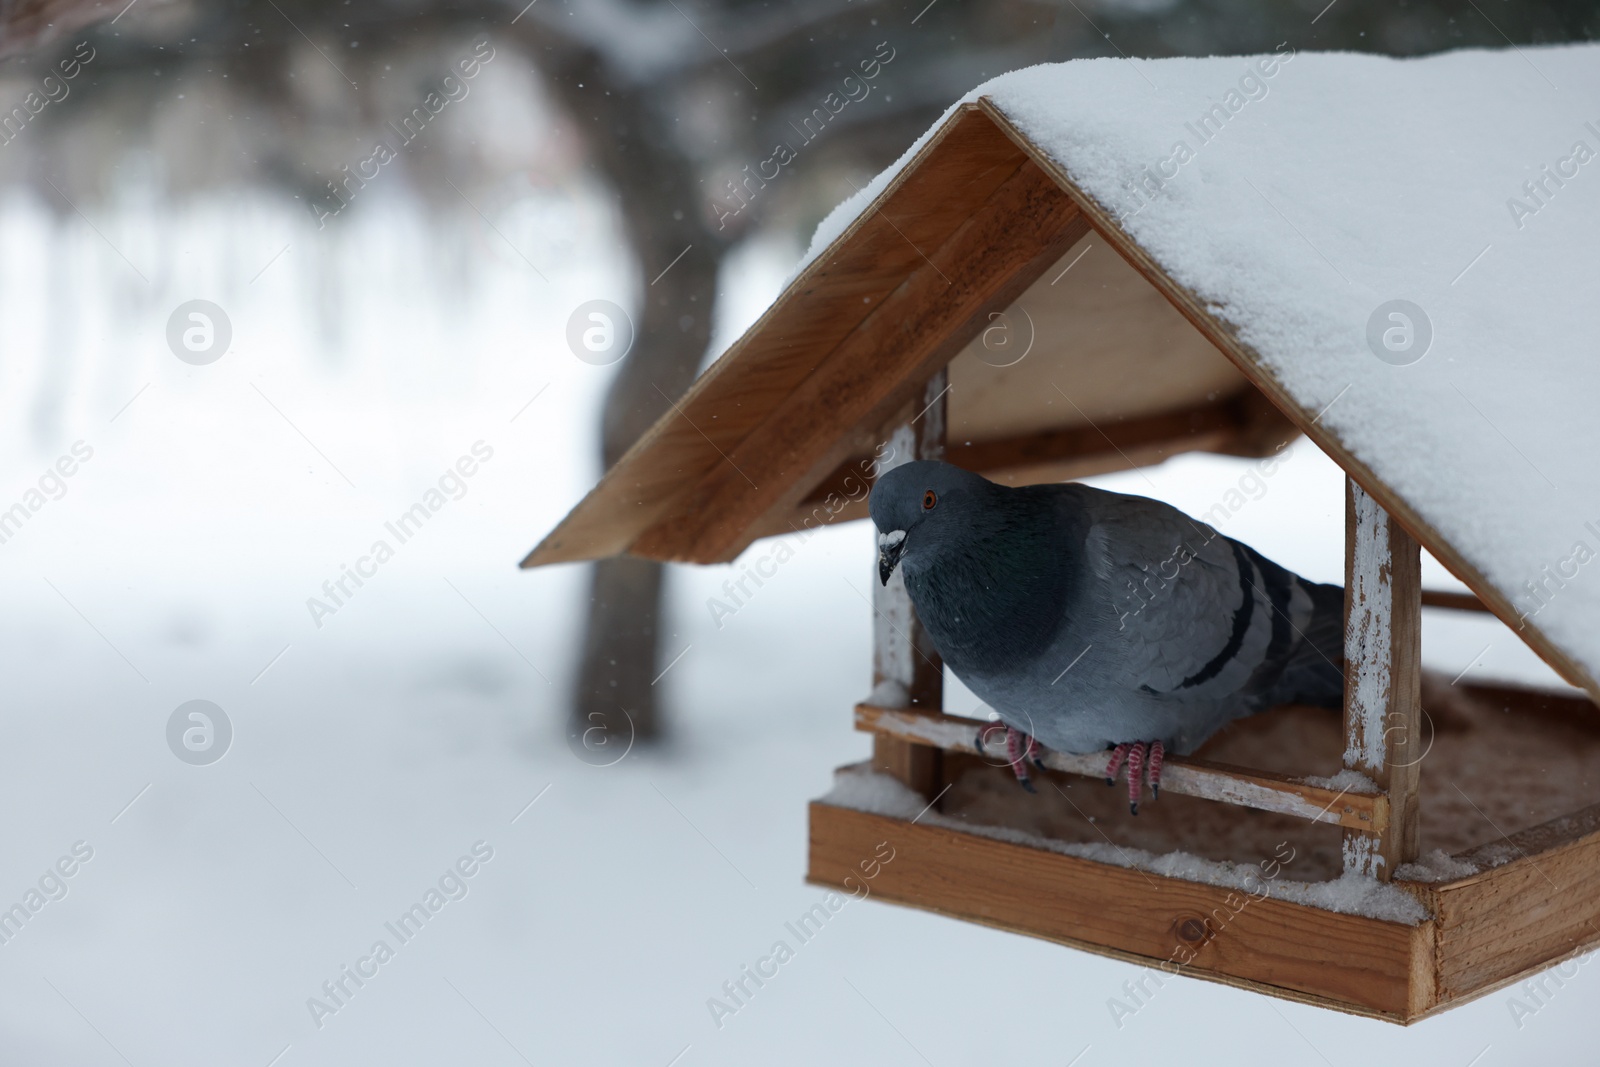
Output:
[{"xmin": 526, "ymin": 43, "xmax": 1600, "ymax": 703}]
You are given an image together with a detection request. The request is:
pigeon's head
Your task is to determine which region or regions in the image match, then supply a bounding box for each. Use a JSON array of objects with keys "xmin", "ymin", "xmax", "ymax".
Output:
[{"xmin": 869, "ymin": 460, "xmax": 994, "ymax": 585}]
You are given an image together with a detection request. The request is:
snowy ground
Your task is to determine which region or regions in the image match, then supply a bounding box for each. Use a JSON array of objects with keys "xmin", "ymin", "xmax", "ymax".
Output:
[{"xmin": 0, "ymin": 190, "xmax": 1585, "ymax": 1066}]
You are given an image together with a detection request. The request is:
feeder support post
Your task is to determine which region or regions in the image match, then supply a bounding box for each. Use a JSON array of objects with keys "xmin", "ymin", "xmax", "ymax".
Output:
[
  {"xmin": 1341, "ymin": 477, "xmax": 1422, "ymax": 880},
  {"xmin": 871, "ymin": 370, "xmax": 948, "ymax": 798}
]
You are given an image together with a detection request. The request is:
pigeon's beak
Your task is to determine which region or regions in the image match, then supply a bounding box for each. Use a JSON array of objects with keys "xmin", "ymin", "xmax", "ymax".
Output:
[{"xmin": 877, "ymin": 530, "xmax": 906, "ymax": 586}]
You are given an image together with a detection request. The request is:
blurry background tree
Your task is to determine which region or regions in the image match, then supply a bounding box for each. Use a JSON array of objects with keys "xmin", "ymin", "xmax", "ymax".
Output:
[{"xmin": 0, "ymin": 0, "xmax": 1591, "ymax": 745}]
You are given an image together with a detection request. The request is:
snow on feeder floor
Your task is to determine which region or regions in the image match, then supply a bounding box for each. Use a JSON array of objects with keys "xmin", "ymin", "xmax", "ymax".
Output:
[{"xmin": 522, "ymin": 43, "xmax": 1600, "ymax": 1025}]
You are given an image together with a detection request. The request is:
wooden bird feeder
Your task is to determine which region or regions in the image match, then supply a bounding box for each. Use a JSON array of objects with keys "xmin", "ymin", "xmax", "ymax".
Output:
[{"xmin": 523, "ymin": 51, "xmax": 1600, "ymax": 1022}]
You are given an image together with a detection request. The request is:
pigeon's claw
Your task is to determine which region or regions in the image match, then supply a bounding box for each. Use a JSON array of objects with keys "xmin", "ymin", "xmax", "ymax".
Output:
[
  {"xmin": 1127, "ymin": 742, "xmax": 1145, "ymax": 814},
  {"xmin": 1104, "ymin": 743, "xmax": 1132, "ymax": 786},
  {"xmin": 979, "ymin": 722, "xmax": 1045, "ymax": 793},
  {"xmin": 1005, "ymin": 726, "xmax": 1035, "ymax": 792},
  {"xmin": 1105, "ymin": 740, "xmax": 1166, "ymax": 814}
]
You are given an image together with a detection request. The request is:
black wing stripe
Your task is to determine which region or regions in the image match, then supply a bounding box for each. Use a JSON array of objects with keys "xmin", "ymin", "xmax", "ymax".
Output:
[
  {"xmin": 1253, "ymin": 545, "xmax": 1294, "ymax": 666},
  {"xmin": 1178, "ymin": 541, "xmax": 1256, "ymax": 690}
]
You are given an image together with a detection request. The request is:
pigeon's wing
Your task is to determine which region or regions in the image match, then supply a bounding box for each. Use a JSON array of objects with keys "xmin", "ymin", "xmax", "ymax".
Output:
[{"xmin": 1079, "ymin": 491, "xmax": 1277, "ymax": 697}]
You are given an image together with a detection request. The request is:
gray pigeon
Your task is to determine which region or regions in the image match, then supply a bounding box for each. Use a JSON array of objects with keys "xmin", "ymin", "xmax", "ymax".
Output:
[{"xmin": 869, "ymin": 460, "xmax": 1344, "ymax": 811}]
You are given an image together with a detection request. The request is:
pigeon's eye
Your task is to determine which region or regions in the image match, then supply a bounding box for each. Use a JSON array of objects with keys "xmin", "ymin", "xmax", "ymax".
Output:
[{"xmin": 922, "ymin": 490, "xmax": 937, "ymax": 510}]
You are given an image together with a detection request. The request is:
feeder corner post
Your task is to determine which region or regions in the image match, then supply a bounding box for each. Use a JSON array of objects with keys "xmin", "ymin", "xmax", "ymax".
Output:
[
  {"xmin": 871, "ymin": 370, "xmax": 948, "ymax": 799},
  {"xmin": 1341, "ymin": 476, "xmax": 1423, "ymax": 880}
]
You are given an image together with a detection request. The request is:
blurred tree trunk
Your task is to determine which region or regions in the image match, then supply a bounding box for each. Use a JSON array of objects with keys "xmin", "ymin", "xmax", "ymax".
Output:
[
  {"xmin": 572, "ymin": 238, "xmax": 718, "ymax": 742},
  {"xmin": 534, "ymin": 37, "xmax": 725, "ymax": 743}
]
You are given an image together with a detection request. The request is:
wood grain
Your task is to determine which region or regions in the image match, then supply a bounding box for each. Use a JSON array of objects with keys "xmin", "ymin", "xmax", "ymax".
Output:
[
  {"xmin": 1342, "ymin": 478, "xmax": 1422, "ymax": 880},
  {"xmin": 870, "ymin": 376, "xmax": 947, "ymax": 798},
  {"xmin": 809, "ymin": 800, "xmax": 1430, "ymax": 1019},
  {"xmin": 520, "ymin": 104, "xmax": 1025, "ymax": 568},
  {"xmin": 749, "ymin": 387, "xmax": 1294, "ymax": 537},
  {"xmin": 631, "ymin": 158, "xmax": 1089, "ymax": 562},
  {"xmin": 1420, "ymin": 589, "xmax": 1490, "ymax": 613},
  {"xmin": 1430, "ymin": 800, "xmax": 1600, "ymax": 999}
]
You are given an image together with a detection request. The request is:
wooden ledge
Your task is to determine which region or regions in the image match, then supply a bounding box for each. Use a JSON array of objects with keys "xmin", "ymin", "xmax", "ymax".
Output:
[
  {"xmin": 1420, "ymin": 589, "xmax": 1490, "ymax": 613},
  {"xmin": 855, "ymin": 703, "xmax": 1388, "ymax": 831},
  {"xmin": 809, "ymin": 783, "xmax": 1600, "ymax": 1020},
  {"xmin": 809, "ymin": 800, "xmax": 1430, "ymax": 1020}
]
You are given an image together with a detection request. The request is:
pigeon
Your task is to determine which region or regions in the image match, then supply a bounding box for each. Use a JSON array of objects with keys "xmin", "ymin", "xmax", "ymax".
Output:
[{"xmin": 869, "ymin": 460, "xmax": 1344, "ymax": 812}]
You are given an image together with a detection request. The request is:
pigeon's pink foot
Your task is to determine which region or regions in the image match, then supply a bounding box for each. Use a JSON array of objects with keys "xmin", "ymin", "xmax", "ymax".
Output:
[
  {"xmin": 1104, "ymin": 743, "xmax": 1132, "ymax": 785},
  {"xmin": 1105, "ymin": 740, "xmax": 1166, "ymax": 815},
  {"xmin": 975, "ymin": 722, "xmax": 1044, "ymax": 793}
]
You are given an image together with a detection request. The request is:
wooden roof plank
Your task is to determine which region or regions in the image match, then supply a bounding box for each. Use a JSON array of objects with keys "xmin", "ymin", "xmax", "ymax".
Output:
[
  {"xmin": 630, "ymin": 157, "xmax": 1089, "ymax": 562},
  {"xmin": 521, "ymin": 105, "xmax": 1027, "ymax": 568}
]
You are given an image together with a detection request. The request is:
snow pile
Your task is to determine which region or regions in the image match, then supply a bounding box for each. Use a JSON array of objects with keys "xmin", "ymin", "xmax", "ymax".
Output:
[
  {"xmin": 1396, "ymin": 848, "xmax": 1481, "ymax": 884},
  {"xmin": 1465, "ymin": 841, "xmax": 1528, "ymax": 870},
  {"xmin": 1299, "ymin": 768, "xmax": 1379, "ymax": 795},
  {"xmin": 801, "ymin": 43, "xmax": 1600, "ymax": 700},
  {"xmin": 863, "ymin": 678, "xmax": 912, "ymax": 708},
  {"xmin": 820, "ymin": 768, "xmax": 1429, "ymax": 924},
  {"xmin": 820, "ymin": 763, "xmax": 930, "ymax": 820}
]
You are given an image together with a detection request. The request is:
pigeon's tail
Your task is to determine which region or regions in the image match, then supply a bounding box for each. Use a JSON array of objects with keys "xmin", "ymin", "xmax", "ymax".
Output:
[
  {"xmin": 1266, "ymin": 576, "xmax": 1346, "ymax": 711},
  {"xmin": 1230, "ymin": 540, "xmax": 1345, "ymax": 712}
]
